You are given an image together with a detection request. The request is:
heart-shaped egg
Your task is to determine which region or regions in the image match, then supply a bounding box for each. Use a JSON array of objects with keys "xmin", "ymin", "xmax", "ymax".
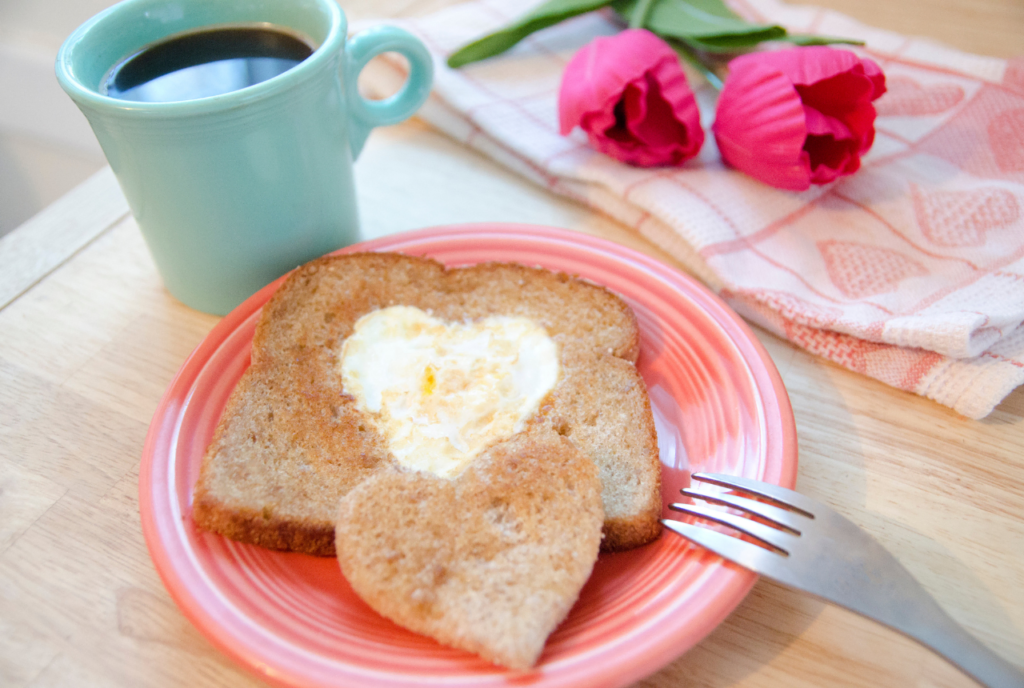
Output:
[{"xmin": 338, "ymin": 305, "xmax": 560, "ymax": 478}]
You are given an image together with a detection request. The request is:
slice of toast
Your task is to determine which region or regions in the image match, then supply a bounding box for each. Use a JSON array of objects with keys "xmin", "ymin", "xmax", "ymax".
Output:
[
  {"xmin": 192, "ymin": 252, "xmax": 662, "ymax": 555},
  {"xmin": 334, "ymin": 424, "xmax": 603, "ymax": 670}
]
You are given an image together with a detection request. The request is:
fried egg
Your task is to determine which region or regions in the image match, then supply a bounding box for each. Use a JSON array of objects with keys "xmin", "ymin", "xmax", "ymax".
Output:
[{"xmin": 338, "ymin": 305, "xmax": 559, "ymax": 478}]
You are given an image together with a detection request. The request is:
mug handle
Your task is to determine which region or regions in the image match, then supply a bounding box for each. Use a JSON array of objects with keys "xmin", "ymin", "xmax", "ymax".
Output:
[{"xmin": 345, "ymin": 26, "xmax": 434, "ymax": 159}]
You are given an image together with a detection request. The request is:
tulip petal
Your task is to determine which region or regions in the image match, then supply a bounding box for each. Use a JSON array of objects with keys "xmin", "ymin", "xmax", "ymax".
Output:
[
  {"xmin": 619, "ymin": 68, "xmax": 703, "ymax": 163},
  {"xmin": 860, "ymin": 57, "xmax": 887, "ymax": 100},
  {"xmin": 559, "ymin": 29, "xmax": 681, "ymax": 135},
  {"xmin": 559, "ymin": 29, "xmax": 704, "ymax": 167},
  {"xmin": 803, "ymin": 106, "xmax": 859, "ymax": 183},
  {"xmin": 797, "ymin": 72, "xmax": 874, "ymax": 114},
  {"xmin": 714, "ymin": 46, "xmax": 886, "ymax": 189},
  {"xmin": 753, "ymin": 47, "xmax": 885, "ymax": 146},
  {"xmin": 798, "ymin": 75, "xmax": 875, "ymax": 147},
  {"xmin": 622, "ymin": 78, "xmax": 650, "ymax": 139},
  {"xmin": 804, "ymin": 105, "xmax": 853, "ymax": 139},
  {"xmin": 750, "ymin": 45, "xmax": 862, "ymax": 88},
  {"xmin": 713, "ymin": 61, "xmax": 811, "ymax": 191},
  {"xmin": 647, "ymin": 55, "xmax": 704, "ymax": 154}
]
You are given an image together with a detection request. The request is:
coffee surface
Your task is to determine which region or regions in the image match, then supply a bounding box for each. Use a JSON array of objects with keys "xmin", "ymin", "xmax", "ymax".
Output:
[{"xmin": 102, "ymin": 26, "xmax": 314, "ymax": 103}]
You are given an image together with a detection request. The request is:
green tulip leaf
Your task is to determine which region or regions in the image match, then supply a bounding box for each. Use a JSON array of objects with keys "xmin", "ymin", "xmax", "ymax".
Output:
[
  {"xmin": 446, "ymin": 0, "xmax": 865, "ymax": 69},
  {"xmin": 667, "ymin": 31, "xmax": 863, "ymax": 54},
  {"xmin": 447, "ymin": 0, "xmax": 614, "ymax": 68},
  {"xmin": 612, "ymin": 0, "xmax": 786, "ymax": 40},
  {"xmin": 676, "ymin": 31, "xmax": 789, "ymax": 52},
  {"xmin": 779, "ymin": 33, "xmax": 864, "ymax": 47}
]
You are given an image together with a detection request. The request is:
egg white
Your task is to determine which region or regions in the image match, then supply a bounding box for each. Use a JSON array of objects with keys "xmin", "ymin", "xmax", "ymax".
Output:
[{"xmin": 338, "ymin": 306, "xmax": 559, "ymax": 478}]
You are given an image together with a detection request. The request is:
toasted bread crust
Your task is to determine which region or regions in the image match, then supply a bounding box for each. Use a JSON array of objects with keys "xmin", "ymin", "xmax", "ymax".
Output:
[
  {"xmin": 550, "ymin": 342, "xmax": 662, "ymax": 551},
  {"xmin": 193, "ymin": 252, "xmax": 660, "ymax": 555}
]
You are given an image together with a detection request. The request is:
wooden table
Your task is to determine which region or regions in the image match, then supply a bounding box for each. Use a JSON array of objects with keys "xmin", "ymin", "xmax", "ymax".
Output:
[{"xmin": 1, "ymin": 1, "xmax": 1022, "ymax": 686}]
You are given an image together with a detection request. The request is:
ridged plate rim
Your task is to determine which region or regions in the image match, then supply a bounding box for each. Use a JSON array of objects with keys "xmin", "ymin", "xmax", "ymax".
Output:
[{"xmin": 139, "ymin": 223, "xmax": 798, "ymax": 688}]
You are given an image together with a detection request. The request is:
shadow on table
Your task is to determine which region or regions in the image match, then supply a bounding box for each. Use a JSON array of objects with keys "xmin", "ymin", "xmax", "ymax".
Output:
[{"xmin": 983, "ymin": 384, "xmax": 1024, "ymax": 425}]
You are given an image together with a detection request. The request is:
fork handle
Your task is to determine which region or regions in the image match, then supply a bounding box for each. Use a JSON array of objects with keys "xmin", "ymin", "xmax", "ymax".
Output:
[
  {"xmin": 795, "ymin": 544, "xmax": 1023, "ymax": 687},
  {"xmin": 907, "ymin": 604, "xmax": 1024, "ymax": 688}
]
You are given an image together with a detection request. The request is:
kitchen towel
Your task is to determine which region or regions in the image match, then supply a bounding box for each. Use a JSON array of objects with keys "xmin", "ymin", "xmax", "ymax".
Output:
[{"xmin": 360, "ymin": 0, "xmax": 1024, "ymax": 418}]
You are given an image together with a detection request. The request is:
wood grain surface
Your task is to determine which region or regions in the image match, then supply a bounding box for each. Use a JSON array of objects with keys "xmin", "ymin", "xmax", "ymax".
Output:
[{"xmin": 1, "ymin": 1, "xmax": 1022, "ymax": 687}]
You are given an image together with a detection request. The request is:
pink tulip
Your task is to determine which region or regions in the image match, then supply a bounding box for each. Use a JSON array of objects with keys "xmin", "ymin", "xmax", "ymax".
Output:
[
  {"xmin": 713, "ymin": 47, "xmax": 886, "ymax": 190},
  {"xmin": 559, "ymin": 29, "xmax": 704, "ymax": 167}
]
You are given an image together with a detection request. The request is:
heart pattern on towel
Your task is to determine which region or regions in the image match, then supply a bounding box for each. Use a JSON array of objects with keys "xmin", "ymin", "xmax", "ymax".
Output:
[
  {"xmin": 988, "ymin": 107, "xmax": 1024, "ymax": 173},
  {"xmin": 876, "ymin": 76, "xmax": 965, "ymax": 117},
  {"xmin": 912, "ymin": 184, "xmax": 1020, "ymax": 247},
  {"xmin": 782, "ymin": 320, "xmax": 945, "ymax": 390},
  {"xmin": 819, "ymin": 241, "xmax": 929, "ymax": 299}
]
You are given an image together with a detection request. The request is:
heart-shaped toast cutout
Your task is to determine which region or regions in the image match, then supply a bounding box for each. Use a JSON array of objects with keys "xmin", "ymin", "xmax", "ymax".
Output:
[
  {"xmin": 335, "ymin": 426, "xmax": 604, "ymax": 670},
  {"xmin": 339, "ymin": 306, "xmax": 560, "ymax": 479}
]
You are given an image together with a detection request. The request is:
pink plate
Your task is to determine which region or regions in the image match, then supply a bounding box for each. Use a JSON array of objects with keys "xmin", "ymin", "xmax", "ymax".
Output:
[{"xmin": 139, "ymin": 223, "xmax": 797, "ymax": 688}]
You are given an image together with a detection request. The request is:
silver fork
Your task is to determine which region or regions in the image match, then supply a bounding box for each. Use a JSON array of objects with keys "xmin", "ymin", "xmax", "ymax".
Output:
[{"xmin": 663, "ymin": 472, "xmax": 1024, "ymax": 688}]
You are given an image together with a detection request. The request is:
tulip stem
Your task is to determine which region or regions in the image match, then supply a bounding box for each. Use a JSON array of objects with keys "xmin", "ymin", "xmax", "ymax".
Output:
[
  {"xmin": 669, "ymin": 39, "xmax": 724, "ymax": 90},
  {"xmin": 629, "ymin": 0, "xmax": 657, "ymax": 28}
]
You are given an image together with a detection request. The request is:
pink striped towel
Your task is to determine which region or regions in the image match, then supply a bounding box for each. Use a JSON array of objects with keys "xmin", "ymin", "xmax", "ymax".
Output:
[{"xmin": 360, "ymin": 0, "xmax": 1024, "ymax": 419}]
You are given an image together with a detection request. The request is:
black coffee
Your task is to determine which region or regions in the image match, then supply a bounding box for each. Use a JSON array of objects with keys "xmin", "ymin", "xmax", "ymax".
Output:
[{"xmin": 102, "ymin": 26, "xmax": 315, "ymax": 103}]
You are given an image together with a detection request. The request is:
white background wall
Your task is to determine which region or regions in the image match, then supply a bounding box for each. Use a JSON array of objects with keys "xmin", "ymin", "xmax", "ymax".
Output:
[{"xmin": 0, "ymin": 0, "xmax": 120, "ymax": 237}]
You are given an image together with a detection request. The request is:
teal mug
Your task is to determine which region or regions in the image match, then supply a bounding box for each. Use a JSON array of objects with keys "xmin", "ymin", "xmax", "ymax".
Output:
[{"xmin": 56, "ymin": 0, "xmax": 432, "ymax": 315}]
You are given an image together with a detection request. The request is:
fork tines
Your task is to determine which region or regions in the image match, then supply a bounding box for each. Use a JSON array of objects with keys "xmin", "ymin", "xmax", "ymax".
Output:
[
  {"xmin": 662, "ymin": 472, "xmax": 812, "ymax": 566},
  {"xmin": 661, "ymin": 474, "xmax": 1024, "ymax": 688}
]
